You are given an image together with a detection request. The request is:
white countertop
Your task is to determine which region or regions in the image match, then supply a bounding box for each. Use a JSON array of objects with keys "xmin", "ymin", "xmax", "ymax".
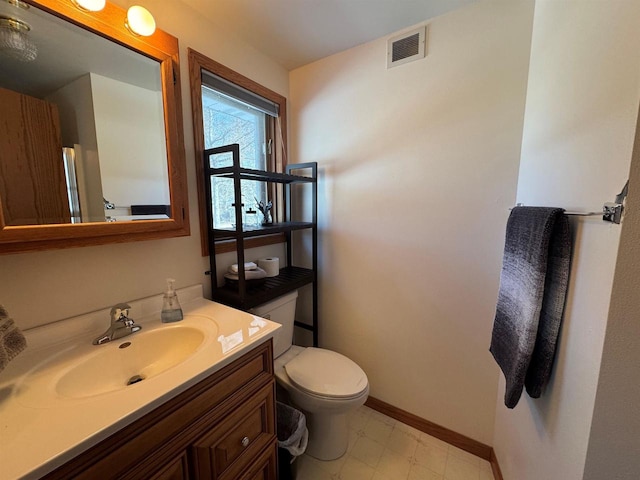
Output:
[{"xmin": 0, "ymin": 286, "xmax": 280, "ymax": 480}]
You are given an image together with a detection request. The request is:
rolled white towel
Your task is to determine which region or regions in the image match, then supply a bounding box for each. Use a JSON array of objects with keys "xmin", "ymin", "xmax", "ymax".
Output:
[
  {"xmin": 229, "ymin": 262, "xmax": 257, "ymax": 273},
  {"xmin": 224, "ymin": 267, "xmax": 267, "ymax": 281}
]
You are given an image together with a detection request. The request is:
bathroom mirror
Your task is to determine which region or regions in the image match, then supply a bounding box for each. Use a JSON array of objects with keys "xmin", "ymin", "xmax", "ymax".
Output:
[{"xmin": 0, "ymin": 0, "xmax": 188, "ymax": 254}]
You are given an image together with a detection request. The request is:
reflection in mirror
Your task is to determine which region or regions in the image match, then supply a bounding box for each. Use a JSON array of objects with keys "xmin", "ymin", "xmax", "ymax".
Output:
[
  {"xmin": 0, "ymin": 0, "xmax": 188, "ymax": 254},
  {"xmin": 0, "ymin": 0, "xmax": 169, "ymax": 226}
]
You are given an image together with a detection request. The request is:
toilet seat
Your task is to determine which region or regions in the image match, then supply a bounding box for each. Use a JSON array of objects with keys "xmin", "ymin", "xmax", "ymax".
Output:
[{"xmin": 284, "ymin": 347, "xmax": 368, "ymax": 399}]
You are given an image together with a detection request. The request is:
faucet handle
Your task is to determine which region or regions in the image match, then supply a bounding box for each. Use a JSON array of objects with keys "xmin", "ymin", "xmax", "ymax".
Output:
[{"xmin": 110, "ymin": 303, "xmax": 132, "ymax": 323}]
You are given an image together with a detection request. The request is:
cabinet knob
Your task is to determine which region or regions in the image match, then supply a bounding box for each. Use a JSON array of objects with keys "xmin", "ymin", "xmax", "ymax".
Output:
[{"xmin": 241, "ymin": 436, "xmax": 250, "ymax": 448}]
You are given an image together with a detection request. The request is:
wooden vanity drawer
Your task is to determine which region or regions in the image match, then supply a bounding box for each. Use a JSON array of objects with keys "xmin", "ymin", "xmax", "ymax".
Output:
[{"xmin": 191, "ymin": 382, "xmax": 276, "ymax": 480}]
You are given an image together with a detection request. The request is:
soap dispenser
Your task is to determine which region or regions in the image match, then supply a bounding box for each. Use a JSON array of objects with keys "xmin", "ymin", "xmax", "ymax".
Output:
[{"xmin": 161, "ymin": 278, "xmax": 183, "ymax": 323}]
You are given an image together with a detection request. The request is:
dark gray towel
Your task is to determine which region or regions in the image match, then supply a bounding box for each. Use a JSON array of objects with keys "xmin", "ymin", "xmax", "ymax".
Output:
[
  {"xmin": 0, "ymin": 304, "xmax": 27, "ymax": 372},
  {"xmin": 490, "ymin": 207, "xmax": 571, "ymax": 408}
]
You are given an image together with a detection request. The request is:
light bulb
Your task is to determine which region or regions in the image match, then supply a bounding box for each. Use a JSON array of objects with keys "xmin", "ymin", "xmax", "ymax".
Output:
[
  {"xmin": 126, "ymin": 5, "xmax": 155, "ymax": 37},
  {"xmin": 71, "ymin": 0, "xmax": 106, "ymax": 12}
]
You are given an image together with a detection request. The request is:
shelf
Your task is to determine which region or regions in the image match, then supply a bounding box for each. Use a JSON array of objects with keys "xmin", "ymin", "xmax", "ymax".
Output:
[
  {"xmin": 204, "ymin": 144, "xmax": 318, "ymax": 346},
  {"xmin": 211, "ymin": 266, "xmax": 314, "ymax": 310},
  {"xmin": 205, "ymin": 165, "xmax": 315, "ymax": 184},
  {"xmin": 212, "ymin": 222, "xmax": 314, "ymax": 240}
]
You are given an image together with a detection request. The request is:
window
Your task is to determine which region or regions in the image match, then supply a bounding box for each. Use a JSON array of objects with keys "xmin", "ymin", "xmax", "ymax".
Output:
[
  {"xmin": 189, "ymin": 49, "xmax": 288, "ymax": 256},
  {"xmin": 202, "ymin": 86, "xmax": 268, "ymax": 229}
]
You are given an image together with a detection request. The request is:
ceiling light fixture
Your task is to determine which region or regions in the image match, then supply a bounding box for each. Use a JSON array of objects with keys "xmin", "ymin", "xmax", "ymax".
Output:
[
  {"xmin": 0, "ymin": 15, "xmax": 37, "ymax": 62},
  {"xmin": 125, "ymin": 5, "xmax": 155, "ymax": 37},
  {"xmin": 71, "ymin": 0, "xmax": 106, "ymax": 12}
]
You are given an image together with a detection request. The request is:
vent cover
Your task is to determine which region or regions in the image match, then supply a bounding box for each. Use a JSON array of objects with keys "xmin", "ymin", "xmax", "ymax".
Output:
[{"xmin": 387, "ymin": 26, "xmax": 427, "ymax": 69}]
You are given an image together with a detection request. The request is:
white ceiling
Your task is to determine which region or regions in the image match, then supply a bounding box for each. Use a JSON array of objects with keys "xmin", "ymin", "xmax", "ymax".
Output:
[{"xmin": 179, "ymin": 0, "xmax": 478, "ymax": 70}]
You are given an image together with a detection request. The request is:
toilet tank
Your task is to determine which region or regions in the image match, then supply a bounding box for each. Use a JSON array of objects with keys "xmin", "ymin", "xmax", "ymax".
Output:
[{"xmin": 250, "ymin": 290, "xmax": 298, "ymax": 358}]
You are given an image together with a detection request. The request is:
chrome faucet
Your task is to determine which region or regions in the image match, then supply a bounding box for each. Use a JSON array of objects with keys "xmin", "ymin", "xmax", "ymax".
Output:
[{"xmin": 93, "ymin": 303, "xmax": 142, "ymax": 345}]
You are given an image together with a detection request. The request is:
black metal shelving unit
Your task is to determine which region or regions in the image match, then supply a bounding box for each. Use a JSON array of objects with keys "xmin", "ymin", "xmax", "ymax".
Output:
[{"xmin": 204, "ymin": 144, "xmax": 318, "ymax": 346}]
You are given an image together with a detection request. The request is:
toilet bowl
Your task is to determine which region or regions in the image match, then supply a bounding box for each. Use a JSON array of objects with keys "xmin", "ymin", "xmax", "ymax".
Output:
[{"xmin": 251, "ymin": 291, "xmax": 369, "ymax": 461}]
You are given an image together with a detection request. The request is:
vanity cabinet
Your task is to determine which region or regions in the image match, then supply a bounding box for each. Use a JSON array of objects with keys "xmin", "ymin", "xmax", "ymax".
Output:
[
  {"xmin": 204, "ymin": 144, "xmax": 319, "ymax": 345},
  {"xmin": 43, "ymin": 341, "xmax": 277, "ymax": 480}
]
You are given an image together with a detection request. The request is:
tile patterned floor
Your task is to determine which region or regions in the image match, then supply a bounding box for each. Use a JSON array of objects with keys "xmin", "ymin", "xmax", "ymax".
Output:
[{"xmin": 294, "ymin": 405, "xmax": 495, "ymax": 480}]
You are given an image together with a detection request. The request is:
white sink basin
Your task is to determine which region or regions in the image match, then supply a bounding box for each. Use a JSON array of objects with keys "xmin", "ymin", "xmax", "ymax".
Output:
[
  {"xmin": 55, "ymin": 325, "xmax": 206, "ymax": 399},
  {"xmin": 15, "ymin": 317, "xmax": 220, "ymax": 408}
]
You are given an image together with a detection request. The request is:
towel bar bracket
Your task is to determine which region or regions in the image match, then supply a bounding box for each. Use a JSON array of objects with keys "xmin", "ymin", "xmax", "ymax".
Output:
[
  {"xmin": 603, "ymin": 202, "xmax": 623, "ymax": 224},
  {"xmin": 602, "ymin": 180, "xmax": 629, "ymax": 224}
]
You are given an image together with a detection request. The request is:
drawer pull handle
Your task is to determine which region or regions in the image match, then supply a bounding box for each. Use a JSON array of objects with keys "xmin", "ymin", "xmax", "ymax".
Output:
[{"xmin": 241, "ymin": 436, "xmax": 250, "ymax": 447}]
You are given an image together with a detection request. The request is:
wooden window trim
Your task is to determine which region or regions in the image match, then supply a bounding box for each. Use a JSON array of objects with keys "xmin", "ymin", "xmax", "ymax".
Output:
[{"xmin": 188, "ymin": 49, "xmax": 288, "ymax": 256}]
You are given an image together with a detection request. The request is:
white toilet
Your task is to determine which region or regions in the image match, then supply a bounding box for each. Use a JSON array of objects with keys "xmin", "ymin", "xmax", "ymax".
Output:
[{"xmin": 251, "ymin": 291, "xmax": 369, "ymax": 461}]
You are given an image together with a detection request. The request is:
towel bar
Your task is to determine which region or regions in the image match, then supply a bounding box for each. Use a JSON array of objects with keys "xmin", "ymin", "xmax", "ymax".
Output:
[
  {"xmin": 511, "ymin": 204, "xmax": 623, "ymax": 224},
  {"xmin": 512, "ymin": 181, "xmax": 628, "ymax": 225}
]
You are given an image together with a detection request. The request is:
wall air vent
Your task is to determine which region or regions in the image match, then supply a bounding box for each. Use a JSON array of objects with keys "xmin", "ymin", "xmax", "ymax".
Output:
[{"xmin": 387, "ymin": 26, "xmax": 427, "ymax": 69}]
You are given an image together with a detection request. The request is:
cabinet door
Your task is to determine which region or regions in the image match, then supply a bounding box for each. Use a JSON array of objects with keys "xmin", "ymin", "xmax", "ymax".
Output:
[
  {"xmin": 241, "ymin": 444, "xmax": 277, "ymax": 480},
  {"xmin": 191, "ymin": 383, "xmax": 276, "ymax": 480},
  {"xmin": 148, "ymin": 452, "xmax": 190, "ymax": 480},
  {"xmin": 118, "ymin": 451, "xmax": 190, "ymax": 480},
  {"xmin": 0, "ymin": 86, "xmax": 70, "ymax": 225}
]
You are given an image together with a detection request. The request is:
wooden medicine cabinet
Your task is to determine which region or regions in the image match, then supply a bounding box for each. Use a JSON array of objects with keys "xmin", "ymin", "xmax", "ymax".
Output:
[{"xmin": 0, "ymin": 0, "xmax": 189, "ymax": 254}]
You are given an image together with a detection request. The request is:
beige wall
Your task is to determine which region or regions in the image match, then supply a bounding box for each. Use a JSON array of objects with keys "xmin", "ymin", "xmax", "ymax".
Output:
[
  {"xmin": 492, "ymin": 1, "xmax": 640, "ymax": 479},
  {"xmin": 583, "ymin": 104, "xmax": 640, "ymax": 479},
  {"xmin": 289, "ymin": 0, "xmax": 535, "ymax": 444},
  {"xmin": 47, "ymin": 74, "xmax": 106, "ymax": 222},
  {"xmin": 91, "ymin": 73, "xmax": 169, "ymax": 207},
  {"xmin": 0, "ymin": 0, "xmax": 288, "ymax": 330}
]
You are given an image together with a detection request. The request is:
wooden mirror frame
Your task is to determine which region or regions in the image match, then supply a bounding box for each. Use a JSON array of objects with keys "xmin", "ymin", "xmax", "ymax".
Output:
[{"xmin": 0, "ymin": 0, "xmax": 189, "ymax": 255}]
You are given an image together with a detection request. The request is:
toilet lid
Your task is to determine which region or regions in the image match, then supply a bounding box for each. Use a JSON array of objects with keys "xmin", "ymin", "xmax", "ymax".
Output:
[{"xmin": 284, "ymin": 347, "xmax": 368, "ymax": 399}]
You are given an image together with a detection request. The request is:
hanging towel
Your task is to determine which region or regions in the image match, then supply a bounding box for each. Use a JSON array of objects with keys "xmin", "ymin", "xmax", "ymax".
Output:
[
  {"xmin": 490, "ymin": 206, "xmax": 571, "ymax": 408},
  {"xmin": 0, "ymin": 305, "xmax": 27, "ymax": 373}
]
